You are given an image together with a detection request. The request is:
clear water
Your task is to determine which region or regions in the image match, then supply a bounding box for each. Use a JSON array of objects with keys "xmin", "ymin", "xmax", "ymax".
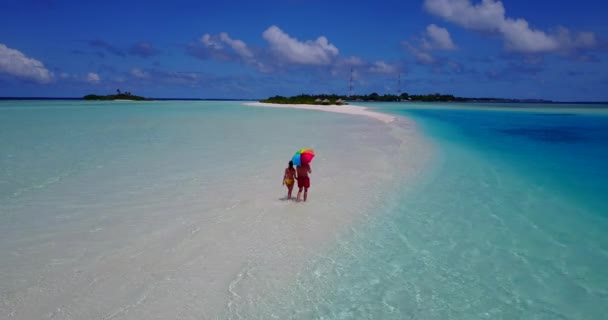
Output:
[
  {"xmin": 248, "ymin": 103, "xmax": 608, "ymax": 319},
  {"xmin": 0, "ymin": 100, "xmax": 426, "ymax": 319},
  {"xmin": 396, "ymin": 104, "xmax": 608, "ymax": 215},
  {"xmin": 2, "ymin": 100, "xmax": 607, "ymax": 319}
]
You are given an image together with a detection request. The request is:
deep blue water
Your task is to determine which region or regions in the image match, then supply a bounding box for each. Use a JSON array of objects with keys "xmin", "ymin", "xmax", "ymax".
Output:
[{"xmin": 395, "ymin": 106, "xmax": 608, "ymax": 215}]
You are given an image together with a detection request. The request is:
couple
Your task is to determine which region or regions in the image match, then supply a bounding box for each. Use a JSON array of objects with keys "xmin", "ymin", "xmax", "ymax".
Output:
[{"xmin": 282, "ymin": 160, "xmax": 311, "ymax": 202}]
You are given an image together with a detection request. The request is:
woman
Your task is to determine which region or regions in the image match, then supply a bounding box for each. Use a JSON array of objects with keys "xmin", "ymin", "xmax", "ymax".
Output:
[{"xmin": 282, "ymin": 160, "xmax": 297, "ymax": 200}]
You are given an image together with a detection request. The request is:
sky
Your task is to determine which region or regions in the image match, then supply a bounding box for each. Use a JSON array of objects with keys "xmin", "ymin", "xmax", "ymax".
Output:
[{"xmin": 1, "ymin": 0, "xmax": 607, "ymax": 101}]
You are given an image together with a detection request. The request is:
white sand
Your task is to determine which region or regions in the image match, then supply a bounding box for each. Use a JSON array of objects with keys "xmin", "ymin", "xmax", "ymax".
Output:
[
  {"xmin": 245, "ymin": 102, "xmax": 396, "ymax": 123},
  {"xmin": 0, "ymin": 102, "xmax": 431, "ymax": 319}
]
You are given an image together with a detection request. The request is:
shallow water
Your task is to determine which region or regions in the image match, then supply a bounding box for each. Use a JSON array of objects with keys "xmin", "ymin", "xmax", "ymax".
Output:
[
  {"xmin": 3, "ymin": 100, "xmax": 607, "ymax": 319},
  {"xmin": 252, "ymin": 103, "xmax": 608, "ymax": 319},
  {"xmin": 0, "ymin": 100, "xmax": 428, "ymax": 319}
]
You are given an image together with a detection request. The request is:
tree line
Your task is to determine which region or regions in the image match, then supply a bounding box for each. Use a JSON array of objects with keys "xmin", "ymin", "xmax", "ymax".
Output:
[
  {"xmin": 261, "ymin": 92, "xmax": 466, "ymax": 104},
  {"xmin": 83, "ymin": 88, "xmax": 148, "ymax": 101}
]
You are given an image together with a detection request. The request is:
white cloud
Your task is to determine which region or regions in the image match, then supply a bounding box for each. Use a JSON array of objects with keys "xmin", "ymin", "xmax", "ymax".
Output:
[
  {"xmin": 501, "ymin": 18, "xmax": 558, "ymax": 52},
  {"xmin": 555, "ymin": 27, "xmax": 597, "ymax": 51},
  {"xmin": 218, "ymin": 32, "xmax": 254, "ymax": 59},
  {"xmin": 425, "ymin": 0, "xmax": 505, "ymax": 32},
  {"xmin": 87, "ymin": 72, "xmax": 101, "ymax": 83},
  {"xmin": 192, "ymin": 28, "xmax": 340, "ymax": 72},
  {"xmin": 424, "ymin": 0, "xmax": 596, "ymax": 53},
  {"xmin": 403, "ymin": 24, "xmax": 455, "ymax": 64},
  {"xmin": 199, "ymin": 32, "xmax": 254, "ymax": 61},
  {"xmin": 262, "ymin": 25, "xmax": 339, "ymax": 65},
  {"xmin": 423, "ymin": 24, "xmax": 456, "ymax": 50},
  {"xmin": 130, "ymin": 68, "xmax": 148, "ymax": 78},
  {"xmin": 191, "ymin": 26, "xmax": 402, "ymax": 80},
  {"xmin": 403, "ymin": 42, "xmax": 436, "ymax": 64},
  {"xmin": 0, "ymin": 43, "xmax": 53, "ymax": 83},
  {"xmin": 369, "ymin": 61, "xmax": 399, "ymax": 74},
  {"xmin": 201, "ymin": 34, "xmax": 222, "ymax": 49},
  {"xmin": 191, "ymin": 26, "xmax": 399, "ymax": 78}
]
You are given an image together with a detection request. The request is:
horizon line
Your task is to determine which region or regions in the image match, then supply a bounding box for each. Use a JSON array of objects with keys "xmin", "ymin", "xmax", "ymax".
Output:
[{"xmin": 0, "ymin": 97, "xmax": 607, "ymax": 104}]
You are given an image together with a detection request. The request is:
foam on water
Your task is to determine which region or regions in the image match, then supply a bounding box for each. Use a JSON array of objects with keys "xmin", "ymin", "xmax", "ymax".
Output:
[{"xmin": 0, "ymin": 100, "xmax": 430, "ymax": 319}]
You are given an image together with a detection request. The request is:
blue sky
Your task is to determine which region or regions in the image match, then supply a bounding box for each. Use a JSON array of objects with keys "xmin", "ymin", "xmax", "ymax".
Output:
[{"xmin": 1, "ymin": 0, "xmax": 607, "ymax": 101}]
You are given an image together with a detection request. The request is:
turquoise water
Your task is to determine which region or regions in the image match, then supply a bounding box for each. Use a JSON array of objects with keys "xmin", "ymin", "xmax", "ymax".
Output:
[
  {"xmin": 0, "ymin": 100, "xmax": 418, "ymax": 319},
  {"xmin": 393, "ymin": 104, "xmax": 608, "ymax": 215},
  {"xmin": 2, "ymin": 100, "xmax": 607, "ymax": 319},
  {"xmin": 255, "ymin": 103, "xmax": 608, "ymax": 319}
]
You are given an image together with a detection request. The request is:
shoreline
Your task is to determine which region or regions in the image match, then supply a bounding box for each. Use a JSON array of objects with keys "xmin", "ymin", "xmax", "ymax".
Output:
[
  {"xmin": 233, "ymin": 101, "xmax": 435, "ymax": 317},
  {"xmin": 1, "ymin": 100, "xmax": 433, "ymax": 319},
  {"xmin": 244, "ymin": 102, "xmax": 396, "ymax": 123}
]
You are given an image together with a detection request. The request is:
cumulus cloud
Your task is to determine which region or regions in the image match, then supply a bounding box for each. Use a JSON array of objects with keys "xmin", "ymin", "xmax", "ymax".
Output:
[
  {"xmin": 200, "ymin": 34, "xmax": 221, "ymax": 49},
  {"xmin": 423, "ymin": 24, "xmax": 456, "ymax": 50},
  {"xmin": 369, "ymin": 61, "xmax": 399, "ymax": 74},
  {"xmin": 130, "ymin": 68, "xmax": 149, "ymax": 78},
  {"xmin": 0, "ymin": 44, "xmax": 53, "ymax": 83},
  {"xmin": 201, "ymin": 33, "xmax": 254, "ymax": 60},
  {"xmin": 262, "ymin": 25, "xmax": 339, "ymax": 65},
  {"xmin": 190, "ymin": 34, "xmax": 230, "ymax": 61},
  {"xmin": 403, "ymin": 24, "xmax": 455, "ymax": 64},
  {"xmin": 403, "ymin": 42, "xmax": 436, "ymax": 64},
  {"xmin": 193, "ymin": 32, "xmax": 275, "ymax": 72},
  {"xmin": 87, "ymin": 72, "xmax": 101, "ymax": 83},
  {"xmin": 218, "ymin": 33, "xmax": 254, "ymax": 59},
  {"xmin": 189, "ymin": 32, "xmax": 256, "ymax": 64},
  {"xmin": 189, "ymin": 26, "xmax": 340, "ymax": 71},
  {"xmin": 424, "ymin": 0, "xmax": 597, "ymax": 53},
  {"xmin": 187, "ymin": 26, "xmax": 399, "ymax": 79}
]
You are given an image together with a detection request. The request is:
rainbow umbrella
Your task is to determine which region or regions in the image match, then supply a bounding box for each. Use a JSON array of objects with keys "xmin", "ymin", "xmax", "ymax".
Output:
[{"xmin": 292, "ymin": 148, "xmax": 315, "ymax": 166}]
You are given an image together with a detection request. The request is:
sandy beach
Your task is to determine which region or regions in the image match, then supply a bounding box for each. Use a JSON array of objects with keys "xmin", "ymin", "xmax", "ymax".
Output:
[
  {"xmin": 4, "ymin": 0, "xmax": 608, "ymax": 317},
  {"xmin": 4, "ymin": 100, "xmax": 606, "ymax": 319},
  {"xmin": 245, "ymin": 102, "xmax": 396, "ymax": 123},
  {"xmin": 0, "ymin": 100, "xmax": 431, "ymax": 319}
]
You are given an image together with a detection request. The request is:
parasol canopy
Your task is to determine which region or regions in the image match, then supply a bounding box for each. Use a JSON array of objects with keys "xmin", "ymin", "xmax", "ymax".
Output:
[{"xmin": 292, "ymin": 148, "xmax": 315, "ymax": 166}]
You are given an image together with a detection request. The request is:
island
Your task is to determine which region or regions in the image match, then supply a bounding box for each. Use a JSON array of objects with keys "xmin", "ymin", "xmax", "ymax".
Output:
[
  {"xmin": 261, "ymin": 93, "xmax": 553, "ymax": 104},
  {"xmin": 261, "ymin": 94, "xmax": 347, "ymax": 105},
  {"xmin": 83, "ymin": 89, "xmax": 150, "ymax": 101}
]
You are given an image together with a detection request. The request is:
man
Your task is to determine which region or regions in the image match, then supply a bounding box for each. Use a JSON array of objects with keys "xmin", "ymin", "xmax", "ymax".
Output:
[{"xmin": 296, "ymin": 163, "xmax": 312, "ymax": 202}]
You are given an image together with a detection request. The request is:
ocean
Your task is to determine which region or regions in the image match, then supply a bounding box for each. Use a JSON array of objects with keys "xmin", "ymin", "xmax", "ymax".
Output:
[
  {"xmin": 0, "ymin": 100, "xmax": 424, "ymax": 319},
  {"xmin": 251, "ymin": 102, "xmax": 608, "ymax": 319},
  {"xmin": 1, "ymin": 100, "xmax": 607, "ymax": 319}
]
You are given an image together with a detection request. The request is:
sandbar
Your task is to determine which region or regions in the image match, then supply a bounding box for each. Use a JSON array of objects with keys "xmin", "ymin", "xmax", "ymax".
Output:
[{"xmin": 245, "ymin": 102, "xmax": 396, "ymax": 123}]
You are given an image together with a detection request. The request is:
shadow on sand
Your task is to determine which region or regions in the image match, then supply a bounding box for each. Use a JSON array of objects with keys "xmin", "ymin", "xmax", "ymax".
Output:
[{"xmin": 278, "ymin": 197, "xmax": 299, "ymax": 202}]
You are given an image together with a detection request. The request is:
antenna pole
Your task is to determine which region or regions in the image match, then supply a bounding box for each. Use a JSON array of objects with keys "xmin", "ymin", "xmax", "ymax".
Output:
[
  {"xmin": 349, "ymin": 68, "xmax": 354, "ymax": 98},
  {"xmin": 397, "ymin": 73, "xmax": 401, "ymax": 96}
]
